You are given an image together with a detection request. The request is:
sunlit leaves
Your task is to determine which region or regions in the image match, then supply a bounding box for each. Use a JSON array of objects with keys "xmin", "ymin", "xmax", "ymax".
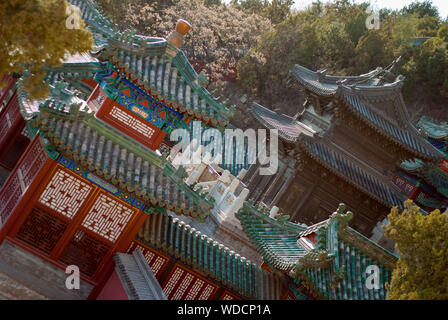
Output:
[
  {"xmin": 0, "ymin": 0, "xmax": 93, "ymax": 99},
  {"xmin": 385, "ymin": 200, "xmax": 448, "ymax": 300}
]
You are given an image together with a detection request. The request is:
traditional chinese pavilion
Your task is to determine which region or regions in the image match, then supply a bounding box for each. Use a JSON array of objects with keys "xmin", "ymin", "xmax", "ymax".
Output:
[{"xmin": 243, "ymin": 60, "xmax": 444, "ymax": 235}]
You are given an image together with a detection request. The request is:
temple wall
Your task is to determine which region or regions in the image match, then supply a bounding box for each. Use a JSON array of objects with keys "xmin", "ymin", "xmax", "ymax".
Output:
[
  {"xmin": 275, "ymin": 160, "xmax": 388, "ymax": 236},
  {"xmin": 330, "ymin": 125, "xmax": 396, "ymax": 176},
  {"xmin": 0, "ymin": 240, "xmax": 93, "ymax": 299},
  {"xmin": 96, "ymin": 270, "xmax": 129, "ymax": 300}
]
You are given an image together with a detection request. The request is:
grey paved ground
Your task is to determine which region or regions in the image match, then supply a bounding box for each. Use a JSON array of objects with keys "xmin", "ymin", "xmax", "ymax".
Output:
[{"xmin": 0, "ymin": 271, "xmax": 48, "ymax": 300}]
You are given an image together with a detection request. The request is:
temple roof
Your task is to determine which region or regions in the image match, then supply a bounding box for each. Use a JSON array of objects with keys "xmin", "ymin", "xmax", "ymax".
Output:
[
  {"xmin": 250, "ymin": 102, "xmax": 405, "ymax": 207},
  {"xmin": 290, "ymin": 64, "xmax": 383, "ymax": 97},
  {"xmin": 23, "ymin": 85, "xmax": 214, "ymax": 220},
  {"xmin": 337, "ymin": 84, "xmax": 442, "ymax": 160},
  {"xmin": 137, "ymin": 212, "xmax": 296, "ymax": 299},
  {"xmin": 417, "ymin": 116, "xmax": 448, "ymax": 141},
  {"xmin": 419, "ymin": 165, "xmax": 448, "ymax": 198},
  {"xmin": 400, "ymin": 160, "xmax": 448, "ymax": 201},
  {"xmin": 114, "ymin": 250, "xmax": 167, "ymax": 300},
  {"xmin": 287, "ymin": 62, "xmax": 443, "ymax": 161},
  {"xmin": 236, "ymin": 203, "xmax": 397, "ymax": 300},
  {"xmin": 235, "ymin": 204, "xmax": 308, "ymax": 271},
  {"xmin": 66, "ymin": 0, "xmax": 234, "ymax": 127}
]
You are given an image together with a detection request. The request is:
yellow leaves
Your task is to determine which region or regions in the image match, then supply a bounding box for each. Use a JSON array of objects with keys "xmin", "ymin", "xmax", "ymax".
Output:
[
  {"xmin": 0, "ymin": 0, "xmax": 93, "ymax": 100},
  {"xmin": 385, "ymin": 200, "xmax": 448, "ymax": 300}
]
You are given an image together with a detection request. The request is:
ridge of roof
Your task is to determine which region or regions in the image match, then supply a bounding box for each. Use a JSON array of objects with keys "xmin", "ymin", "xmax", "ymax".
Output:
[
  {"xmin": 137, "ymin": 212, "xmax": 288, "ymax": 299},
  {"xmin": 250, "ymin": 102, "xmax": 314, "ymax": 142},
  {"xmin": 337, "ymin": 89, "xmax": 443, "ymax": 161},
  {"xmin": 290, "ymin": 64, "xmax": 384, "ymax": 97},
  {"xmin": 114, "ymin": 249, "xmax": 168, "ymax": 300}
]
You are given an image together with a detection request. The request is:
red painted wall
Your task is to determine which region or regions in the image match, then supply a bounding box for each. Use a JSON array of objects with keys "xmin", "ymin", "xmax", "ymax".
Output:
[{"xmin": 96, "ymin": 270, "xmax": 129, "ymax": 300}]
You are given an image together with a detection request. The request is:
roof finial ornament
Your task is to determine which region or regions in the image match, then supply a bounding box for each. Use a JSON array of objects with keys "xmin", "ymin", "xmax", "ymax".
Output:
[
  {"xmin": 316, "ymin": 69, "xmax": 327, "ymax": 82},
  {"xmin": 166, "ymin": 19, "xmax": 191, "ymax": 57}
]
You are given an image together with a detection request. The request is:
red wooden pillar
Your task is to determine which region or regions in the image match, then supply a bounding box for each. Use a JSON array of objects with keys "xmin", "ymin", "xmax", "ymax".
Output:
[{"xmin": 0, "ymin": 74, "xmax": 17, "ymax": 109}]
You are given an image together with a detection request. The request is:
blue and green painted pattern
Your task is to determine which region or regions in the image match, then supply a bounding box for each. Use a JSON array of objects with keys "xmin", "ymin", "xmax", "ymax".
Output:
[{"xmin": 58, "ymin": 155, "xmax": 146, "ymax": 210}]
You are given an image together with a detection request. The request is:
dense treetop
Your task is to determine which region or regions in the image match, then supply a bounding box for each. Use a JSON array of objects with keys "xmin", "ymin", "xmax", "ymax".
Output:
[
  {"xmin": 385, "ymin": 200, "xmax": 448, "ymax": 300},
  {"xmin": 237, "ymin": 0, "xmax": 448, "ymax": 108}
]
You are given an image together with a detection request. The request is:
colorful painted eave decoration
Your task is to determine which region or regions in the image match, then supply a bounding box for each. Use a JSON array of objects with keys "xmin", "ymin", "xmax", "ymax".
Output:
[
  {"xmin": 30, "ymin": 108, "xmax": 213, "ymax": 221},
  {"xmin": 94, "ymin": 67, "xmax": 183, "ymax": 132},
  {"xmin": 66, "ymin": 0, "xmax": 234, "ymax": 128},
  {"xmin": 58, "ymin": 155, "xmax": 146, "ymax": 211},
  {"xmin": 102, "ymin": 49, "xmax": 233, "ymax": 128}
]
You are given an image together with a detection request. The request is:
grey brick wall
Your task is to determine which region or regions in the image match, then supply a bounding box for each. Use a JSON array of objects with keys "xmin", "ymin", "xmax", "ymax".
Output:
[{"xmin": 0, "ymin": 240, "xmax": 93, "ymax": 300}]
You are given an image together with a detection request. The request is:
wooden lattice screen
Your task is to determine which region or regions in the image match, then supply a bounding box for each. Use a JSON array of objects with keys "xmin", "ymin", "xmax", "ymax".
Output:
[
  {"xmin": 0, "ymin": 135, "xmax": 47, "ymax": 225},
  {"xmin": 10, "ymin": 164, "xmax": 144, "ymax": 282}
]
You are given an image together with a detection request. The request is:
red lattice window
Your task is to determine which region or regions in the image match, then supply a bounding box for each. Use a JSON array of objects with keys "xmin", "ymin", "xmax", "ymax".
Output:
[
  {"xmin": 81, "ymin": 193, "xmax": 136, "ymax": 243},
  {"xmin": 218, "ymin": 291, "xmax": 242, "ymax": 300},
  {"xmin": 0, "ymin": 95, "xmax": 20, "ymax": 146},
  {"xmin": 17, "ymin": 138, "xmax": 47, "ymax": 190},
  {"xmin": 0, "ymin": 171, "xmax": 21, "ymax": 223},
  {"xmin": 59, "ymin": 231, "xmax": 110, "ymax": 277},
  {"xmin": 16, "ymin": 207, "xmax": 68, "ymax": 255},
  {"xmin": 0, "ymin": 136, "xmax": 47, "ymax": 224},
  {"xmin": 39, "ymin": 169, "xmax": 93, "ymax": 219},
  {"xmin": 162, "ymin": 264, "xmax": 219, "ymax": 300},
  {"xmin": 197, "ymin": 284, "xmax": 217, "ymax": 300},
  {"xmin": 171, "ymin": 273, "xmax": 195, "ymax": 300},
  {"xmin": 184, "ymin": 278, "xmax": 205, "ymax": 300},
  {"xmin": 128, "ymin": 242, "xmax": 170, "ymax": 278}
]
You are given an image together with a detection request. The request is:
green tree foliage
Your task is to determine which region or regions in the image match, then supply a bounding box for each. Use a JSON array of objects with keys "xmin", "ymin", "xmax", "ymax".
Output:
[
  {"xmin": 98, "ymin": 0, "xmax": 272, "ymax": 82},
  {"xmin": 385, "ymin": 200, "xmax": 448, "ymax": 300},
  {"xmin": 237, "ymin": 0, "xmax": 370, "ymax": 97},
  {"xmin": 237, "ymin": 0, "xmax": 447, "ymax": 105},
  {"xmin": 0, "ymin": 0, "xmax": 93, "ymax": 99},
  {"xmin": 230, "ymin": 0, "xmax": 293, "ymax": 25},
  {"xmin": 401, "ymin": 0, "xmax": 439, "ymax": 18},
  {"xmin": 401, "ymin": 24, "xmax": 448, "ymax": 102}
]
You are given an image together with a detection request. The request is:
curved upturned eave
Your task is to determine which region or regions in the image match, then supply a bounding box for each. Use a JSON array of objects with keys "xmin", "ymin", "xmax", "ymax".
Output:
[
  {"xmin": 236, "ymin": 203, "xmax": 308, "ymax": 272},
  {"xmin": 250, "ymin": 102, "xmax": 314, "ymax": 143},
  {"xmin": 417, "ymin": 116, "xmax": 448, "ymax": 140},
  {"xmin": 297, "ymin": 136, "xmax": 405, "ymax": 208},
  {"xmin": 337, "ymin": 85, "xmax": 443, "ymax": 162},
  {"xmin": 290, "ymin": 64, "xmax": 383, "ymax": 98}
]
